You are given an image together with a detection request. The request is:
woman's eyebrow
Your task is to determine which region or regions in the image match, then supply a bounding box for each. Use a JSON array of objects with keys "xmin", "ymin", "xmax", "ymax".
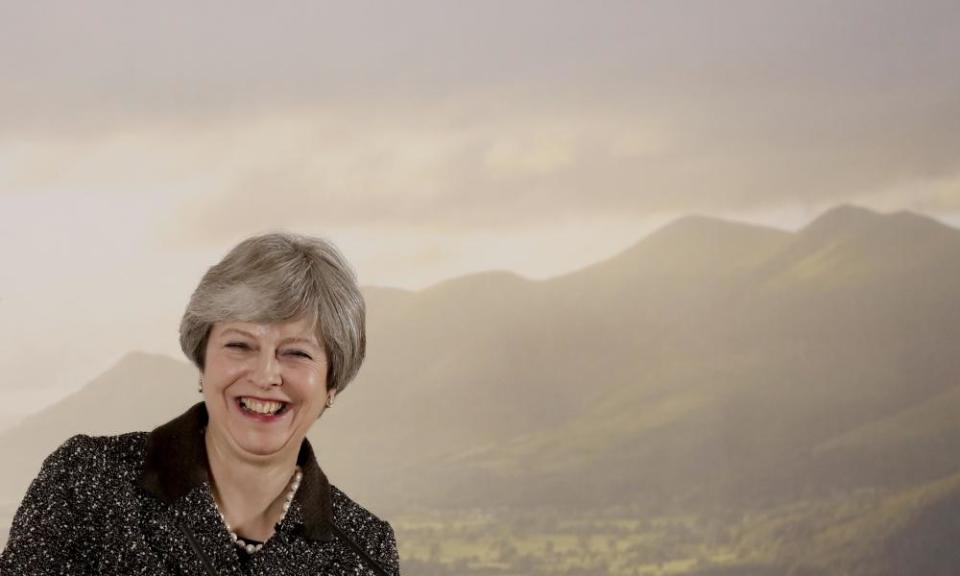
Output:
[
  {"xmin": 220, "ymin": 327, "xmax": 256, "ymax": 339},
  {"xmin": 219, "ymin": 327, "xmax": 319, "ymax": 347},
  {"xmin": 281, "ymin": 336, "xmax": 321, "ymax": 348}
]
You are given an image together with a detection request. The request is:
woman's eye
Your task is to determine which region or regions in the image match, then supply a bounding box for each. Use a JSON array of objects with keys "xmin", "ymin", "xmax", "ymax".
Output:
[
  {"xmin": 225, "ymin": 342, "xmax": 251, "ymax": 350},
  {"xmin": 286, "ymin": 350, "xmax": 313, "ymax": 360}
]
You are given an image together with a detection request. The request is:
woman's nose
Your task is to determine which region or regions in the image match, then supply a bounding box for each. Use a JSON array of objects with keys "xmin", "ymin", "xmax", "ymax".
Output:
[{"xmin": 252, "ymin": 351, "xmax": 282, "ymax": 387}]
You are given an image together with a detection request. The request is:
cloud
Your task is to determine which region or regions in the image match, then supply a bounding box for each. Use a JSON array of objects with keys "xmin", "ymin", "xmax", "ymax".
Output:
[
  {"xmin": 2, "ymin": 0, "xmax": 959, "ymax": 243},
  {"xmin": 158, "ymin": 80, "xmax": 958, "ymax": 239},
  {"xmin": 4, "ymin": 83, "xmax": 960, "ymax": 246}
]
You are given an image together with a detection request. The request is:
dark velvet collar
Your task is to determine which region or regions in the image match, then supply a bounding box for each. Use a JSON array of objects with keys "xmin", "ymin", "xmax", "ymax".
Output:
[{"xmin": 138, "ymin": 402, "xmax": 333, "ymax": 541}]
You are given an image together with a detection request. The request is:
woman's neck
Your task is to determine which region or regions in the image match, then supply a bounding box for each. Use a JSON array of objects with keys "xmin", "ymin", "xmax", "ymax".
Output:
[{"xmin": 204, "ymin": 427, "xmax": 300, "ymax": 542}]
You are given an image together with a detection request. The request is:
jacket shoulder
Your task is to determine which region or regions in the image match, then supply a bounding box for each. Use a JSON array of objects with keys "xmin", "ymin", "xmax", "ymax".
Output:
[
  {"xmin": 44, "ymin": 432, "xmax": 149, "ymax": 484},
  {"xmin": 0, "ymin": 432, "xmax": 149, "ymax": 572},
  {"xmin": 330, "ymin": 485, "xmax": 400, "ymax": 575}
]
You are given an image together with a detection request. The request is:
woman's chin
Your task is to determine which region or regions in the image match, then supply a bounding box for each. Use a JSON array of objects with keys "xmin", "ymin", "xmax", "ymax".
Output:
[{"xmin": 229, "ymin": 427, "xmax": 297, "ymax": 457}]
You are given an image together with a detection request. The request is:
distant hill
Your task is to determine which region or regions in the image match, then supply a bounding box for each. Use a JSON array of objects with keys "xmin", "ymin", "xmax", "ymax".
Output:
[{"xmin": 0, "ymin": 352, "xmax": 197, "ymax": 501}]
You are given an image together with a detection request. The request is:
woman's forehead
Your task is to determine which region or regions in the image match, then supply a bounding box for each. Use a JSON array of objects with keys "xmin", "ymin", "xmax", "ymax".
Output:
[{"xmin": 214, "ymin": 317, "xmax": 321, "ymax": 344}]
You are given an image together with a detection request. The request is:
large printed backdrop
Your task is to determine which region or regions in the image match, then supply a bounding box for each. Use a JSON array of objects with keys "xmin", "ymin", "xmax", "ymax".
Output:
[{"xmin": 3, "ymin": 205, "xmax": 960, "ymax": 574}]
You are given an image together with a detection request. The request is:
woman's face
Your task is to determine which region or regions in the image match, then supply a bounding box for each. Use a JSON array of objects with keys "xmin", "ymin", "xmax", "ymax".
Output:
[{"xmin": 201, "ymin": 317, "xmax": 333, "ymax": 460}]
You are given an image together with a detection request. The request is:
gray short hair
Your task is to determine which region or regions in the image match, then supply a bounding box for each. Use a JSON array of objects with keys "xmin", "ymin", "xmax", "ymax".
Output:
[{"xmin": 179, "ymin": 232, "xmax": 365, "ymax": 394}]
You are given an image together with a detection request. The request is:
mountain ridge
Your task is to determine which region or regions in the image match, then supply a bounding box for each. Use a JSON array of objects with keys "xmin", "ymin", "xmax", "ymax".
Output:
[{"xmin": 3, "ymin": 205, "xmax": 959, "ymax": 520}]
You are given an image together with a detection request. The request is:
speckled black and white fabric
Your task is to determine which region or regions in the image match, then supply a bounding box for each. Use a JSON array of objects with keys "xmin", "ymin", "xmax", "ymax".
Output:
[{"xmin": 0, "ymin": 403, "xmax": 400, "ymax": 575}]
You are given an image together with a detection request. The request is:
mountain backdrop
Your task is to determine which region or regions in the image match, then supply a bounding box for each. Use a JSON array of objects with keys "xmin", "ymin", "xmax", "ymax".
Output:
[{"xmin": 3, "ymin": 204, "xmax": 960, "ymax": 575}]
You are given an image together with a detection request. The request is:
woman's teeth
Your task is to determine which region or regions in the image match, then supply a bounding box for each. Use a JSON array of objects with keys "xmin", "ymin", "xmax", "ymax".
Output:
[{"xmin": 239, "ymin": 397, "xmax": 285, "ymax": 415}]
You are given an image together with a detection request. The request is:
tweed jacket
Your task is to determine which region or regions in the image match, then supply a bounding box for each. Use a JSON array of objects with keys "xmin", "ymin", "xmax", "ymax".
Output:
[{"xmin": 0, "ymin": 403, "xmax": 400, "ymax": 576}]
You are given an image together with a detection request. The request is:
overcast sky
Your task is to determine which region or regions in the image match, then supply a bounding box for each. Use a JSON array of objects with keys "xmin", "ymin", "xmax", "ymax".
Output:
[{"xmin": 1, "ymin": 0, "xmax": 959, "ymax": 426}]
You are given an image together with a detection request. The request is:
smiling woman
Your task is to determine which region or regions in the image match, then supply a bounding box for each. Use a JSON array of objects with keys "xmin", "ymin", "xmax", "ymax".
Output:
[{"xmin": 0, "ymin": 233, "xmax": 399, "ymax": 575}]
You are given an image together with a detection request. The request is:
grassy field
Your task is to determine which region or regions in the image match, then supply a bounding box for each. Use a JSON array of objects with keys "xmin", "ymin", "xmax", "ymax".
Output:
[
  {"xmin": 395, "ymin": 506, "xmax": 768, "ymax": 575},
  {"xmin": 391, "ymin": 485, "xmax": 938, "ymax": 576}
]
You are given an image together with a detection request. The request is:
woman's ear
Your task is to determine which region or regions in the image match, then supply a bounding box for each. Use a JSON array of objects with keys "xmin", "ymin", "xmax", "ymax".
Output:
[{"xmin": 326, "ymin": 388, "xmax": 337, "ymax": 408}]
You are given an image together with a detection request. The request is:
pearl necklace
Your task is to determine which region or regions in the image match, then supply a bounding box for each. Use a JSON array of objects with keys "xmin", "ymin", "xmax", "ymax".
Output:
[{"xmin": 213, "ymin": 466, "xmax": 303, "ymax": 555}]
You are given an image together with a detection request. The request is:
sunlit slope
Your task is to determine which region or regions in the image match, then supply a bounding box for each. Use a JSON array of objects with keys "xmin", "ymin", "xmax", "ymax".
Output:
[
  {"xmin": 394, "ymin": 206, "xmax": 960, "ymax": 509},
  {"xmin": 737, "ymin": 471, "xmax": 960, "ymax": 576},
  {"xmin": 810, "ymin": 382, "xmax": 960, "ymax": 489}
]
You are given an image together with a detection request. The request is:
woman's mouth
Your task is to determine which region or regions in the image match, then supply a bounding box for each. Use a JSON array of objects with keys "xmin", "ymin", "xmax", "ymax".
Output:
[{"xmin": 236, "ymin": 397, "xmax": 290, "ymax": 418}]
